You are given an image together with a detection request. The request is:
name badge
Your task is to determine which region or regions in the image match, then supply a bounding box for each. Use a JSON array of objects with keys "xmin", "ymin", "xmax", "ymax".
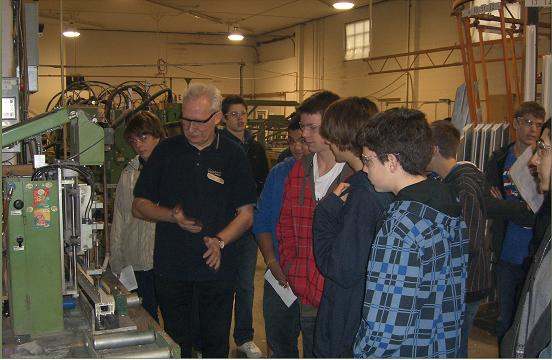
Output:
[{"xmin": 207, "ymin": 170, "xmax": 224, "ymax": 184}]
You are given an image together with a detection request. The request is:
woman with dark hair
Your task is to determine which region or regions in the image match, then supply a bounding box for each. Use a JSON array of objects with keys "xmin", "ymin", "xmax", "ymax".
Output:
[
  {"xmin": 501, "ymin": 118, "xmax": 551, "ymax": 358},
  {"xmin": 110, "ymin": 111, "xmax": 166, "ymax": 321}
]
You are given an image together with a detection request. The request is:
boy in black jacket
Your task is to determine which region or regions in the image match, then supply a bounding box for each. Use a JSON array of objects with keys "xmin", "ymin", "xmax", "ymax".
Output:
[{"xmin": 312, "ymin": 97, "xmax": 393, "ymax": 357}]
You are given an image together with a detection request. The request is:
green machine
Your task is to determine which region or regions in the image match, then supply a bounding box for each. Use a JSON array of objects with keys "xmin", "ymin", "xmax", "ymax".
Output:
[
  {"xmin": 3, "ymin": 107, "xmax": 105, "ymax": 338},
  {"xmin": 5, "ymin": 178, "xmax": 63, "ymax": 337}
]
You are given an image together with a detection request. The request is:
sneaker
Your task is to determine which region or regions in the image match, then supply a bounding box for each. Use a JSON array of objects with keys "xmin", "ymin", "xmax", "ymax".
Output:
[{"xmin": 237, "ymin": 341, "xmax": 262, "ymax": 358}]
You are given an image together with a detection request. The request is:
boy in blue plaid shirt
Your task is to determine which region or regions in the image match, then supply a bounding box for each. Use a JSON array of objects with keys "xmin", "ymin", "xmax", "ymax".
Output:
[{"xmin": 353, "ymin": 109, "xmax": 469, "ymax": 358}]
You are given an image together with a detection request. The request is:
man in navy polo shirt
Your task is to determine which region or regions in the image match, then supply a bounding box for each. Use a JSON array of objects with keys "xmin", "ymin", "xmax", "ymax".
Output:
[{"xmin": 132, "ymin": 83, "xmax": 256, "ymax": 358}]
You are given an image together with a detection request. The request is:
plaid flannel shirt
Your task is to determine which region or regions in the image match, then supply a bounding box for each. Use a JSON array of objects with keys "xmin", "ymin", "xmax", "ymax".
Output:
[
  {"xmin": 354, "ymin": 200, "xmax": 469, "ymax": 358},
  {"xmin": 277, "ymin": 160, "xmax": 325, "ymax": 308}
]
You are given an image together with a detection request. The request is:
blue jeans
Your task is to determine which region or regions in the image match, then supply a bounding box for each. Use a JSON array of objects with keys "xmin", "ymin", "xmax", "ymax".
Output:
[
  {"xmin": 134, "ymin": 270, "xmax": 158, "ymax": 322},
  {"xmin": 458, "ymin": 299, "xmax": 482, "ymax": 358},
  {"xmin": 263, "ymin": 280, "xmax": 300, "ymax": 358},
  {"xmin": 300, "ymin": 303, "xmax": 317, "ymax": 358},
  {"xmin": 496, "ymin": 261, "xmax": 526, "ymax": 341},
  {"xmin": 233, "ymin": 234, "xmax": 258, "ymax": 345}
]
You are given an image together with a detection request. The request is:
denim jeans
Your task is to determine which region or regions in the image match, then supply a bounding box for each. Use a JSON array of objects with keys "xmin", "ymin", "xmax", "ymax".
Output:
[
  {"xmin": 134, "ymin": 270, "xmax": 158, "ymax": 322},
  {"xmin": 263, "ymin": 280, "xmax": 300, "ymax": 358},
  {"xmin": 496, "ymin": 261, "xmax": 527, "ymax": 341},
  {"xmin": 155, "ymin": 275, "xmax": 235, "ymax": 358},
  {"xmin": 458, "ymin": 299, "xmax": 482, "ymax": 358},
  {"xmin": 300, "ymin": 303, "xmax": 317, "ymax": 358},
  {"xmin": 233, "ymin": 234, "xmax": 259, "ymax": 345}
]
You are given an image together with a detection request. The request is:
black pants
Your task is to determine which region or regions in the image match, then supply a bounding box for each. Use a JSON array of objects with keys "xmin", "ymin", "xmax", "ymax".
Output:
[
  {"xmin": 134, "ymin": 270, "xmax": 158, "ymax": 322},
  {"xmin": 155, "ymin": 274, "xmax": 235, "ymax": 358}
]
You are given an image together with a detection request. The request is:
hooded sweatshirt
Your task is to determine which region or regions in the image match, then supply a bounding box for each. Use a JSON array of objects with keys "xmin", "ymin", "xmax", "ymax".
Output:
[{"xmin": 353, "ymin": 178, "xmax": 469, "ymax": 358}]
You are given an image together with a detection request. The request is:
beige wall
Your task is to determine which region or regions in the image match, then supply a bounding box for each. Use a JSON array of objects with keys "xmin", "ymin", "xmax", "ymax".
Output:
[
  {"xmin": 252, "ymin": 0, "xmax": 551, "ymax": 121},
  {"xmin": 31, "ymin": 2, "xmax": 551, "ymax": 122}
]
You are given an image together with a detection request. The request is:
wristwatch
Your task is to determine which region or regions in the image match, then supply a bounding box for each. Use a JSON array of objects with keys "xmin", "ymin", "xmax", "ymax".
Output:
[{"xmin": 214, "ymin": 236, "xmax": 225, "ymax": 250}]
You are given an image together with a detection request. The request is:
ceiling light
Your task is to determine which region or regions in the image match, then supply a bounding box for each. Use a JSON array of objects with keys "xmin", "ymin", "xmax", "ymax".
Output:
[
  {"xmin": 63, "ymin": 25, "xmax": 80, "ymax": 38},
  {"xmin": 333, "ymin": 1, "xmax": 355, "ymax": 10},
  {"xmin": 228, "ymin": 27, "xmax": 244, "ymax": 41}
]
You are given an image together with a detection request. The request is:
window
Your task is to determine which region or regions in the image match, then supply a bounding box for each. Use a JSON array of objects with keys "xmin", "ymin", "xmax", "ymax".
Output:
[{"xmin": 345, "ymin": 19, "xmax": 370, "ymax": 61}]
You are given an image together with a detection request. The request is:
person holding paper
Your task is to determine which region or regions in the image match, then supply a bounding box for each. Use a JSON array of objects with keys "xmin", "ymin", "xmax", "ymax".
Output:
[
  {"xmin": 110, "ymin": 111, "xmax": 166, "ymax": 321},
  {"xmin": 484, "ymin": 101, "xmax": 546, "ymax": 343},
  {"xmin": 253, "ymin": 113, "xmax": 308, "ymax": 358},
  {"xmin": 501, "ymin": 118, "xmax": 551, "ymax": 358}
]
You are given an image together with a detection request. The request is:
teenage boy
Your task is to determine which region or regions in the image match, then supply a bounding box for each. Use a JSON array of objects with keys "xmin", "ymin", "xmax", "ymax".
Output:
[
  {"xmin": 313, "ymin": 97, "xmax": 393, "ymax": 357},
  {"xmin": 253, "ymin": 113, "xmax": 308, "ymax": 358},
  {"xmin": 277, "ymin": 90, "xmax": 352, "ymax": 358},
  {"xmin": 485, "ymin": 101, "xmax": 545, "ymax": 342},
  {"xmin": 220, "ymin": 95, "xmax": 269, "ymax": 358},
  {"xmin": 353, "ymin": 108, "xmax": 469, "ymax": 358},
  {"xmin": 427, "ymin": 120, "xmax": 491, "ymax": 358}
]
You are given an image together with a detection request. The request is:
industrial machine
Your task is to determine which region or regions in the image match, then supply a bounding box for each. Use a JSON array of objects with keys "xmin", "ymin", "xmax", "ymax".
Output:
[{"xmin": 1, "ymin": 107, "xmax": 179, "ymax": 357}]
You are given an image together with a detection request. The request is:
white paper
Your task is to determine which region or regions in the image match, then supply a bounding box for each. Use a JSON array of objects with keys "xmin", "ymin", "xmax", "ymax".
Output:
[
  {"xmin": 264, "ymin": 269, "xmax": 297, "ymax": 308},
  {"xmin": 119, "ymin": 265, "xmax": 138, "ymax": 291},
  {"xmin": 510, "ymin": 147, "xmax": 544, "ymax": 213}
]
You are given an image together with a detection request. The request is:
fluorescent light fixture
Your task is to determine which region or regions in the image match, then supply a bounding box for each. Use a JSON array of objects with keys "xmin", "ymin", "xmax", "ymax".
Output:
[
  {"xmin": 228, "ymin": 27, "xmax": 244, "ymax": 41},
  {"xmin": 63, "ymin": 26, "xmax": 80, "ymax": 38},
  {"xmin": 333, "ymin": 1, "xmax": 355, "ymax": 10}
]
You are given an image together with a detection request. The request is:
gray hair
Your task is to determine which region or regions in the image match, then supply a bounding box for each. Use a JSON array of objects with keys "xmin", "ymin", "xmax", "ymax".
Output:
[{"xmin": 182, "ymin": 83, "xmax": 222, "ymax": 113}]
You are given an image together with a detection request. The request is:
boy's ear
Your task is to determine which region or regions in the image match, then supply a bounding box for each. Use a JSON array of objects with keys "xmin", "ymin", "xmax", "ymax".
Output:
[
  {"xmin": 387, "ymin": 153, "xmax": 400, "ymax": 173},
  {"xmin": 432, "ymin": 145, "xmax": 439, "ymax": 157}
]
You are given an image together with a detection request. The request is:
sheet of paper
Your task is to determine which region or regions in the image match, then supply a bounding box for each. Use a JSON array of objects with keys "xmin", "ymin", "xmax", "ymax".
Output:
[
  {"xmin": 119, "ymin": 265, "xmax": 138, "ymax": 291},
  {"xmin": 264, "ymin": 269, "xmax": 297, "ymax": 308},
  {"xmin": 510, "ymin": 147, "xmax": 544, "ymax": 213}
]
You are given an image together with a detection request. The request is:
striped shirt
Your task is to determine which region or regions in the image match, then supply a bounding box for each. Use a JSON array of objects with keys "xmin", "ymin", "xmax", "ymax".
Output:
[{"xmin": 444, "ymin": 162, "xmax": 491, "ymax": 299}]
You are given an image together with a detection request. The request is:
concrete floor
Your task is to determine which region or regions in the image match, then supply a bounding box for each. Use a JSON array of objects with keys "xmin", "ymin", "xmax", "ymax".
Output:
[{"xmin": 229, "ymin": 251, "xmax": 499, "ymax": 358}]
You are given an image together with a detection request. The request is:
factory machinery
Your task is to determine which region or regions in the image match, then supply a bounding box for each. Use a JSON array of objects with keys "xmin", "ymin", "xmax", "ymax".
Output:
[{"xmin": 1, "ymin": 80, "xmax": 181, "ymax": 357}]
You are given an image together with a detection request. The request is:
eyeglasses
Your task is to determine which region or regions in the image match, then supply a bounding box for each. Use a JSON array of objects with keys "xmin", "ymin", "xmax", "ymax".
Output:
[
  {"xmin": 181, "ymin": 111, "xmax": 219, "ymax": 125},
  {"xmin": 361, "ymin": 154, "xmax": 378, "ymax": 167},
  {"xmin": 516, "ymin": 117, "xmax": 544, "ymax": 129},
  {"xmin": 535, "ymin": 139, "xmax": 552, "ymax": 157},
  {"xmin": 225, "ymin": 111, "xmax": 247, "ymax": 119},
  {"xmin": 127, "ymin": 133, "xmax": 150, "ymax": 145},
  {"xmin": 299, "ymin": 123, "xmax": 321, "ymax": 132}
]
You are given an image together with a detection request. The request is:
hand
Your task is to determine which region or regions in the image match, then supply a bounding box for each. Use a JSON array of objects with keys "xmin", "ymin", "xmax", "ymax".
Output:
[
  {"xmin": 490, "ymin": 186, "xmax": 503, "ymax": 200},
  {"xmin": 172, "ymin": 205, "xmax": 202, "ymax": 233},
  {"xmin": 333, "ymin": 182, "xmax": 350, "ymax": 202},
  {"xmin": 268, "ymin": 260, "xmax": 288, "ymax": 288},
  {"xmin": 202, "ymin": 236, "xmax": 221, "ymax": 271}
]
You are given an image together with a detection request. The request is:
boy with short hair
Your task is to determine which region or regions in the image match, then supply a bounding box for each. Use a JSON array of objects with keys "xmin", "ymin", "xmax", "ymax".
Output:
[
  {"xmin": 427, "ymin": 120, "xmax": 491, "ymax": 358},
  {"xmin": 313, "ymin": 97, "xmax": 393, "ymax": 357},
  {"xmin": 353, "ymin": 108, "xmax": 469, "ymax": 358}
]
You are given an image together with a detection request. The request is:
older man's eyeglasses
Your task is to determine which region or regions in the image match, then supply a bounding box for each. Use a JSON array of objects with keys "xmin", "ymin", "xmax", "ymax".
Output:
[
  {"xmin": 516, "ymin": 117, "xmax": 544, "ymax": 129},
  {"xmin": 181, "ymin": 111, "xmax": 218, "ymax": 125},
  {"xmin": 536, "ymin": 139, "xmax": 552, "ymax": 157}
]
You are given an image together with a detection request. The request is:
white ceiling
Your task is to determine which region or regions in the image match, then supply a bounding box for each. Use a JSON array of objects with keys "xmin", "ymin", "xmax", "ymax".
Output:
[{"xmin": 38, "ymin": 0, "xmax": 374, "ymax": 39}]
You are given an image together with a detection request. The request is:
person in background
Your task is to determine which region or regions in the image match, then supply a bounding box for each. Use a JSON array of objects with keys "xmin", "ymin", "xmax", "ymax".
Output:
[
  {"xmin": 132, "ymin": 84, "xmax": 256, "ymax": 358},
  {"xmin": 277, "ymin": 90, "xmax": 351, "ymax": 358},
  {"xmin": 110, "ymin": 111, "xmax": 166, "ymax": 321},
  {"xmin": 220, "ymin": 95, "xmax": 269, "ymax": 358},
  {"xmin": 427, "ymin": 120, "xmax": 491, "ymax": 358},
  {"xmin": 501, "ymin": 118, "xmax": 551, "ymax": 358},
  {"xmin": 353, "ymin": 108, "xmax": 468, "ymax": 358},
  {"xmin": 313, "ymin": 97, "xmax": 393, "ymax": 358},
  {"xmin": 276, "ymin": 112, "xmax": 304, "ymax": 164},
  {"xmin": 485, "ymin": 101, "xmax": 545, "ymax": 342},
  {"xmin": 253, "ymin": 113, "xmax": 308, "ymax": 358}
]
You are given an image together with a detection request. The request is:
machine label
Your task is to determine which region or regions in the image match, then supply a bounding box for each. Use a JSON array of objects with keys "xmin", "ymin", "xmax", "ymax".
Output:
[
  {"xmin": 32, "ymin": 187, "xmax": 52, "ymax": 229},
  {"xmin": 10, "ymin": 210, "xmax": 22, "ymax": 216},
  {"xmin": 526, "ymin": 0, "xmax": 551, "ymax": 6},
  {"xmin": 12, "ymin": 245, "xmax": 24, "ymax": 251}
]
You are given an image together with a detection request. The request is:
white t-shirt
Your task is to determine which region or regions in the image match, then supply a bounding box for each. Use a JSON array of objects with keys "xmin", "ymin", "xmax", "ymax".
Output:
[{"xmin": 312, "ymin": 153, "xmax": 346, "ymax": 201}]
